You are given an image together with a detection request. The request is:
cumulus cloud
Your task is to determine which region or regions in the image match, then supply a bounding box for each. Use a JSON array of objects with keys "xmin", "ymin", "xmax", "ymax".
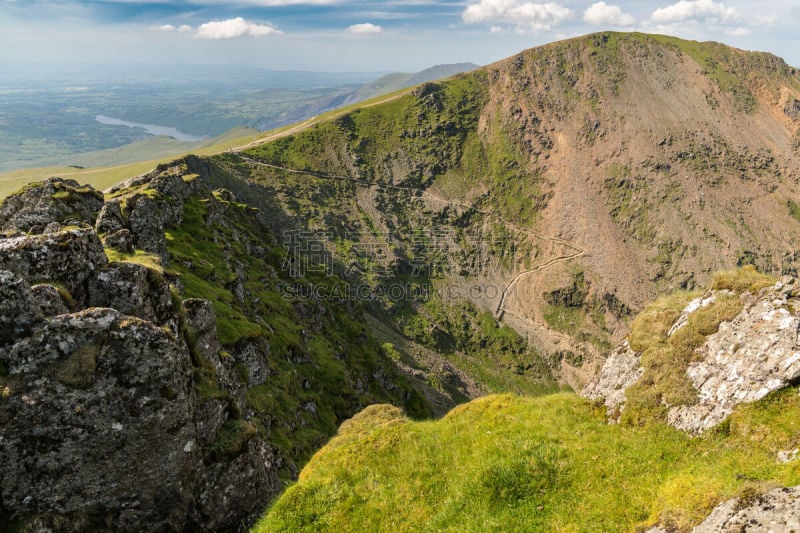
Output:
[
  {"xmin": 345, "ymin": 22, "xmax": 382, "ymax": 34},
  {"xmin": 177, "ymin": 24, "xmax": 193, "ymax": 32},
  {"xmin": 583, "ymin": 2, "xmax": 635, "ymax": 27},
  {"xmin": 651, "ymin": 0, "xmax": 739, "ymax": 24},
  {"xmin": 196, "ymin": 17, "xmax": 281, "ymax": 39},
  {"xmin": 462, "ymin": 0, "xmax": 571, "ymax": 32},
  {"xmin": 157, "ymin": 24, "xmax": 176, "ymax": 31}
]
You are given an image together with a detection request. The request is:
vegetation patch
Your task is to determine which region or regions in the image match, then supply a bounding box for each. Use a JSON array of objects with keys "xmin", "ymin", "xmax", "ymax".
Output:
[
  {"xmin": 256, "ymin": 388, "xmax": 800, "ymax": 532},
  {"xmin": 207, "ymin": 419, "xmax": 258, "ymax": 460},
  {"xmin": 711, "ymin": 265, "xmax": 776, "ymax": 293}
]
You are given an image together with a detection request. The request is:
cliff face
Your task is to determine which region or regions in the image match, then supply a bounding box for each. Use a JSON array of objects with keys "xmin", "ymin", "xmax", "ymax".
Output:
[{"xmin": 0, "ymin": 169, "xmax": 425, "ymax": 531}]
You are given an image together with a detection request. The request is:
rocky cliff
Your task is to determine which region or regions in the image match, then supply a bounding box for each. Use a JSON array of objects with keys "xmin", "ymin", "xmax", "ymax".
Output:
[{"xmin": 0, "ymin": 169, "xmax": 426, "ymax": 531}]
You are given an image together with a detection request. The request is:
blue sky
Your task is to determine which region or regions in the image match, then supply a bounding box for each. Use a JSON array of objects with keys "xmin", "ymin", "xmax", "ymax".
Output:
[{"xmin": 1, "ymin": 0, "xmax": 798, "ymax": 72}]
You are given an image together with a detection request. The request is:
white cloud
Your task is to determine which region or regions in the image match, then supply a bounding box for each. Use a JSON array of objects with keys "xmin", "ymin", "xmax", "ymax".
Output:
[
  {"xmin": 196, "ymin": 17, "xmax": 281, "ymax": 39},
  {"xmin": 490, "ymin": 25, "xmax": 504, "ymax": 34},
  {"xmin": 177, "ymin": 24, "xmax": 193, "ymax": 32},
  {"xmin": 345, "ymin": 22, "xmax": 383, "ymax": 34},
  {"xmin": 157, "ymin": 24, "xmax": 176, "ymax": 31},
  {"xmin": 462, "ymin": 1, "xmax": 571, "ymax": 33},
  {"xmin": 725, "ymin": 26, "xmax": 751, "ymax": 36},
  {"xmin": 583, "ymin": 2, "xmax": 635, "ymax": 27},
  {"xmin": 755, "ymin": 14, "xmax": 778, "ymax": 26},
  {"xmin": 651, "ymin": 0, "xmax": 739, "ymax": 24}
]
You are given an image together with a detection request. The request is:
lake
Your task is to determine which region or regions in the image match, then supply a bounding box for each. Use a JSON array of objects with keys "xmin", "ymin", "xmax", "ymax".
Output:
[{"xmin": 95, "ymin": 115, "xmax": 203, "ymax": 142}]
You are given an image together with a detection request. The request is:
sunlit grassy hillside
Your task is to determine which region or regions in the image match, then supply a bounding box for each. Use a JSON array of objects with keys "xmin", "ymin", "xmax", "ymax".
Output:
[{"xmin": 256, "ymin": 389, "xmax": 800, "ymax": 532}]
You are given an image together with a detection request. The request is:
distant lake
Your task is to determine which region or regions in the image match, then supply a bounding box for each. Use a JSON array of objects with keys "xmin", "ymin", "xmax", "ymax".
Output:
[{"xmin": 95, "ymin": 115, "xmax": 203, "ymax": 142}]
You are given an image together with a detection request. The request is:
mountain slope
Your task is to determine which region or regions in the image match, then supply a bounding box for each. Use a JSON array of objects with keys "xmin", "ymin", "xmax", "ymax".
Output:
[{"xmin": 213, "ymin": 31, "xmax": 800, "ymax": 390}]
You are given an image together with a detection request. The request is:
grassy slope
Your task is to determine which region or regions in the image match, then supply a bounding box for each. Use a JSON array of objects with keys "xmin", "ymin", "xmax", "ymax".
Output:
[
  {"xmin": 229, "ymin": 74, "xmax": 563, "ymax": 397},
  {"xmin": 256, "ymin": 389, "xmax": 800, "ymax": 532}
]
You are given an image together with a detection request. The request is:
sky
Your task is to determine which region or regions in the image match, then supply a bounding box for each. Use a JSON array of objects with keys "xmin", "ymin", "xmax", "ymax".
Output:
[{"xmin": 1, "ymin": 0, "xmax": 799, "ymax": 73}]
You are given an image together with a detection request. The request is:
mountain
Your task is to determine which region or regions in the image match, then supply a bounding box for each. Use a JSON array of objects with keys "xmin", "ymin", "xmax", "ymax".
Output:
[
  {"xmin": 2, "ymin": 31, "xmax": 800, "ymax": 531},
  {"xmin": 216, "ymin": 31, "xmax": 800, "ymax": 391}
]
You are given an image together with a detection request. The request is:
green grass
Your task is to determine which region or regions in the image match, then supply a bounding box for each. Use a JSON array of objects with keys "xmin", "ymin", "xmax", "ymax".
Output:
[
  {"xmin": 542, "ymin": 304, "xmax": 586, "ymax": 334},
  {"xmin": 207, "ymin": 419, "xmax": 258, "ymax": 460},
  {"xmin": 255, "ymin": 389, "xmax": 800, "ymax": 532}
]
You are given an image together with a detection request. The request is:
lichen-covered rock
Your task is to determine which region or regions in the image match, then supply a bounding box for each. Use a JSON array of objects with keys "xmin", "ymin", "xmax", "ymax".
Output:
[
  {"xmin": 195, "ymin": 439, "xmax": 280, "ymax": 532},
  {"xmin": 124, "ymin": 195, "xmax": 168, "ymax": 260},
  {"xmin": 0, "ymin": 177, "xmax": 103, "ymax": 234},
  {"xmin": 0, "ymin": 307, "xmax": 279, "ymax": 531},
  {"xmin": 586, "ymin": 278, "xmax": 800, "ymax": 434},
  {"xmin": 30, "ymin": 283, "xmax": 70, "ymax": 316},
  {"xmin": 234, "ymin": 339, "xmax": 270, "ymax": 386},
  {"xmin": 684, "ymin": 486, "xmax": 800, "ymax": 532},
  {"xmin": 0, "ymin": 309, "xmax": 197, "ymax": 530},
  {"xmin": 668, "ymin": 282, "xmax": 800, "ymax": 433},
  {"xmin": 582, "ymin": 340, "xmax": 642, "ymax": 419},
  {"xmin": 0, "ymin": 228, "xmax": 107, "ymax": 305},
  {"xmin": 146, "ymin": 173, "xmax": 188, "ymax": 227},
  {"xmin": 88, "ymin": 262, "xmax": 175, "ymax": 327},
  {"xmin": 0, "ymin": 270, "xmax": 41, "ymax": 347},
  {"xmin": 103, "ymin": 228, "xmax": 134, "ymax": 254},
  {"xmin": 183, "ymin": 298, "xmax": 239, "ymax": 393},
  {"xmin": 95, "ymin": 199, "xmax": 126, "ymax": 235}
]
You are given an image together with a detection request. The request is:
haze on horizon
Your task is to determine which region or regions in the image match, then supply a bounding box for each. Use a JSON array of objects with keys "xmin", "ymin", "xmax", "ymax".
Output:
[{"xmin": 1, "ymin": 0, "xmax": 799, "ymax": 75}]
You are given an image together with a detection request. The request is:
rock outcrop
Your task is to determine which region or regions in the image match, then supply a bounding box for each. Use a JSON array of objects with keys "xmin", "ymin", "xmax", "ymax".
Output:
[
  {"xmin": 0, "ymin": 228, "xmax": 107, "ymax": 306},
  {"xmin": 647, "ymin": 485, "xmax": 800, "ymax": 532},
  {"xmin": 0, "ymin": 162, "xmax": 424, "ymax": 531},
  {"xmin": 584, "ymin": 279, "xmax": 800, "ymax": 433},
  {"xmin": 668, "ymin": 279, "xmax": 800, "ymax": 433},
  {"xmin": 0, "ymin": 173, "xmax": 281, "ymax": 531},
  {"xmin": 0, "ymin": 177, "xmax": 103, "ymax": 235},
  {"xmin": 582, "ymin": 340, "xmax": 642, "ymax": 420}
]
